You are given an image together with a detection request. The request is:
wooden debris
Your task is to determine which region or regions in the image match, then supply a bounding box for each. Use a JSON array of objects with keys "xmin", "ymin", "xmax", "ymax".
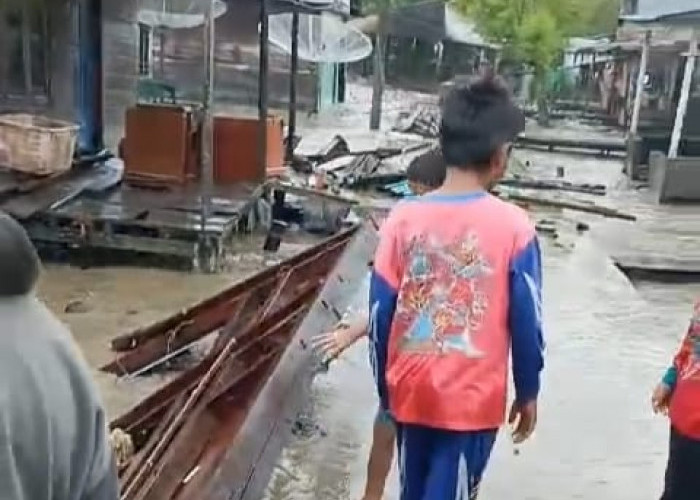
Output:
[
  {"xmin": 306, "ymin": 135, "xmax": 350, "ymax": 164},
  {"xmin": 269, "ymin": 181, "xmax": 358, "ymax": 205},
  {"xmin": 498, "ymin": 191, "xmax": 637, "ymax": 221},
  {"xmin": 499, "ymin": 178, "xmax": 606, "ymax": 196},
  {"xmin": 393, "ymin": 106, "xmax": 440, "ymax": 138},
  {"xmin": 516, "ymin": 133, "xmax": 626, "ymax": 157},
  {"xmin": 613, "ymin": 255, "xmax": 700, "ymax": 282},
  {"xmin": 110, "ymin": 224, "xmax": 378, "ymax": 500}
]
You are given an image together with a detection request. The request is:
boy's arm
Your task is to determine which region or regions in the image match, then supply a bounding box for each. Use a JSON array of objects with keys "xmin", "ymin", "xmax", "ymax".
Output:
[
  {"xmin": 369, "ymin": 220, "xmax": 402, "ymax": 412},
  {"xmin": 509, "ymin": 234, "xmax": 545, "ymax": 404}
]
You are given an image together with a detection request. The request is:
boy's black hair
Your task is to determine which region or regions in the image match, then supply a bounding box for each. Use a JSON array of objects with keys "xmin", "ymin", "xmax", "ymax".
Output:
[
  {"xmin": 439, "ymin": 75, "xmax": 525, "ymax": 171},
  {"xmin": 406, "ymin": 147, "xmax": 446, "ymax": 189}
]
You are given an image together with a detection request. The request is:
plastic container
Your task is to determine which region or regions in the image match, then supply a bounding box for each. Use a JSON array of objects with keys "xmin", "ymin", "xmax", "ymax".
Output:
[{"xmin": 0, "ymin": 113, "xmax": 78, "ymax": 176}]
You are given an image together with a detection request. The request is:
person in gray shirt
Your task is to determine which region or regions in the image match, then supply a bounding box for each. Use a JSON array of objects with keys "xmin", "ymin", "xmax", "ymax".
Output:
[{"xmin": 0, "ymin": 212, "xmax": 119, "ymax": 500}]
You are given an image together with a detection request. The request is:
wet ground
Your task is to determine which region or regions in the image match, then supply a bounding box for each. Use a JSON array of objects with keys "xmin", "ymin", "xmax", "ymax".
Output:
[
  {"xmin": 34, "ymin": 83, "xmax": 700, "ymax": 499},
  {"xmin": 261, "ymin": 90, "xmax": 700, "ymax": 500}
]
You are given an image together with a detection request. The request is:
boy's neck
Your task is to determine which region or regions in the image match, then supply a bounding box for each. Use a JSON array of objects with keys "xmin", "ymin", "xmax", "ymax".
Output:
[{"xmin": 435, "ymin": 167, "xmax": 490, "ymax": 194}]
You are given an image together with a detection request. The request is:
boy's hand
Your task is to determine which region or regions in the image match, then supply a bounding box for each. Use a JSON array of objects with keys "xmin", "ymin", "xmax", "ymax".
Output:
[
  {"xmin": 312, "ymin": 326, "xmax": 354, "ymax": 361},
  {"xmin": 509, "ymin": 400, "xmax": 537, "ymax": 444},
  {"xmin": 652, "ymin": 383, "xmax": 672, "ymax": 415}
]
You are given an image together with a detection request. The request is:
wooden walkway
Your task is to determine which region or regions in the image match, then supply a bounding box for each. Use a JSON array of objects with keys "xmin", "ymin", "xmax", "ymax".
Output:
[
  {"xmin": 23, "ymin": 179, "xmax": 262, "ymax": 271},
  {"xmin": 595, "ymin": 187, "xmax": 700, "ymax": 280}
]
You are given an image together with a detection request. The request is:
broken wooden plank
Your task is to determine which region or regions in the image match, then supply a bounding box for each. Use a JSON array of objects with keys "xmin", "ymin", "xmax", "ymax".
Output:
[
  {"xmin": 498, "ymin": 192, "xmax": 637, "ymax": 221},
  {"xmin": 499, "ymin": 178, "xmax": 606, "ymax": 196},
  {"xmin": 516, "ymin": 133, "xmax": 626, "ymax": 156},
  {"xmin": 613, "ymin": 254, "xmax": 700, "ymax": 283},
  {"xmin": 111, "ymin": 224, "xmax": 378, "ymax": 500},
  {"xmin": 102, "ymin": 226, "xmax": 360, "ymax": 377}
]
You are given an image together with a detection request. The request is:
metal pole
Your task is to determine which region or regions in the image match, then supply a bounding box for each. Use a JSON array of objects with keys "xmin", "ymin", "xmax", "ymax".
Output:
[
  {"xmin": 286, "ymin": 11, "xmax": 299, "ymax": 161},
  {"xmin": 199, "ymin": 0, "xmax": 215, "ymax": 270},
  {"xmin": 258, "ymin": 0, "xmax": 270, "ymax": 180},
  {"xmin": 669, "ymin": 33, "xmax": 697, "ymax": 159}
]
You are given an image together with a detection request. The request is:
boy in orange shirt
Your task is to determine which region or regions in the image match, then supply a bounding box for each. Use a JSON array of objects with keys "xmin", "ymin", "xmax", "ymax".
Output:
[{"xmin": 314, "ymin": 148, "xmax": 446, "ymax": 500}]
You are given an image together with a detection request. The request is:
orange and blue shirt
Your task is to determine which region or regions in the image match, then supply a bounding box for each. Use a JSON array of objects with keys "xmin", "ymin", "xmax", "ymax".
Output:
[
  {"xmin": 662, "ymin": 301, "xmax": 700, "ymax": 439},
  {"xmin": 369, "ymin": 191, "xmax": 544, "ymax": 431}
]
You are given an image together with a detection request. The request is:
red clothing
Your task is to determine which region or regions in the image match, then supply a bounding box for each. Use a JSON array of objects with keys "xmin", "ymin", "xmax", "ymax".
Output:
[
  {"xmin": 669, "ymin": 301, "xmax": 700, "ymax": 439},
  {"xmin": 370, "ymin": 193, "xmax": 544, "ymax": 431}
]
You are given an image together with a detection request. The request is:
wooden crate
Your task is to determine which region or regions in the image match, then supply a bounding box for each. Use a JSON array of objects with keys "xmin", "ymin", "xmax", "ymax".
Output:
[
  {"xmin": 214, "ymin": 115, "xmax": 285, "ymax": 184},
  {"xmin": 123, "ymin": 105, "xmax": 200, "ymax": 187}
]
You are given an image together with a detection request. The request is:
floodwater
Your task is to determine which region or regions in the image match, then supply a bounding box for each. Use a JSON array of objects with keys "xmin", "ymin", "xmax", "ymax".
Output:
[
  {"xmin": 37, "ymin": 234, "xmax": 320, "ymax": 418},
  {"xmin": 262, "ymin": 238, "xmax": 700, "ymax": 500},
  {"xmin": 33, "ymin": 83, "xmax": 700, "ymax": 499},
  {"xmin": 261, "ymin": 99, "xmax": 700, "ymax": 500}
]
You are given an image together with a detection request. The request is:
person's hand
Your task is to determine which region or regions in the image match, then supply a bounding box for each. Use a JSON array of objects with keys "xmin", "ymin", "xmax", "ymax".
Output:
[
  {"xmin": 652, "ymin": 383, "xmax": 672, "ymax": 415},
  {"xmin": 312, "ymin": 326, "xmax": 354, "ymax": 361},
  {"xmin": 508, "ymin": 400, "xmax": 537, "ymax": 444}
]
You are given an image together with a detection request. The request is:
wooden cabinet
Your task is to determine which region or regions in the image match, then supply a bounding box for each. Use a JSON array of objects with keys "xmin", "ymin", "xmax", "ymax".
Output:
[
  {"xmin": 123, "ymin": 104, "xmax": 200, "ymax": 187},
  {"xmin": 213, "ymin": 115, "xmax": 285, "ymax": 184}
]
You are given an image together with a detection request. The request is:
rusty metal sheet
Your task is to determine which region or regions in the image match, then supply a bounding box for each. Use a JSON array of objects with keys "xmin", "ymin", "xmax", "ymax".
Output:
[
  {"xmin": 205, "ymin": 223, "xmax": 378, "ymax": 500},
  {"xmin": 119, "ymin": 287, "xmax": 316, "ymax": 500},
  {"xmin": 102, "ymin": 226, "xmax": 359, "ymax": 376},
  {"xmin": 110, "ymin": 223, "xmax": 376, "ymax": 500}
]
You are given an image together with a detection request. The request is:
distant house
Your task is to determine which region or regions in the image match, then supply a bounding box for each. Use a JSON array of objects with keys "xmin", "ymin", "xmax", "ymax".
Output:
[
  {"xmin": 617, "ymin": 0, "xmax": 700, "ymax": 152},
  {"xmin": 616, "ymin": 0, "xmax": 700, "ymax": 200},
  {"xmin": 352, "ymin": 1, "xmax": 499, "ymax": 92}
]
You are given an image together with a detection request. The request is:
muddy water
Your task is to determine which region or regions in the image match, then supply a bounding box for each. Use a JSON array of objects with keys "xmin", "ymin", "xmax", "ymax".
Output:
[{"xmin": 36, "ymin": 235, "xmax": 318, "ymax": 418}]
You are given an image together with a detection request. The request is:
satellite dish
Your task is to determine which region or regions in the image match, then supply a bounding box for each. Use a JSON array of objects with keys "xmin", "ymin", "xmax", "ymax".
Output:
[
  {"xmin": 138, "ymin": 0, "xmax": 227, "ymax": 29},
  {"xmin": 268, "ymin": 12, "xmax": 373, "ymax": 64}
]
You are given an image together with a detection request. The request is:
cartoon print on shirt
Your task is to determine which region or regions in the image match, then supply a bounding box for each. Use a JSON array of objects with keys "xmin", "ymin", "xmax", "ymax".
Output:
[
  {"xmin": 679, "ymin": 302, "xmax": 700, "ymax": 381},
  {"xmin": 395, "ymin": 232, "xmax": 492, "ymax": 357}
]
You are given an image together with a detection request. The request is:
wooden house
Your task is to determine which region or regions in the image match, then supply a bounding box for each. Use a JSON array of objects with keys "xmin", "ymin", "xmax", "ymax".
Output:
[{"xmin": 0, "ymin": 0, "xmax": 351, "ymax": 156}]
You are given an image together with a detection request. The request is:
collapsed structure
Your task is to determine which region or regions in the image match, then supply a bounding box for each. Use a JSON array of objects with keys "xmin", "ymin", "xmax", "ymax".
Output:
[{"xmin": 104, "ymin": 223, "xmax": 377, "ymax": 500}]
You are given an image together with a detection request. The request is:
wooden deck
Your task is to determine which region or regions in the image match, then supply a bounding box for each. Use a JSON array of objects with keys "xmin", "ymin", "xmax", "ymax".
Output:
[
  {"xmin": 595, "ymin": 187, "xmax": 700, "ymax": 281},
  {"xmin": 22, "ymin": 178, "xmax": 262, "ymax": 271}
]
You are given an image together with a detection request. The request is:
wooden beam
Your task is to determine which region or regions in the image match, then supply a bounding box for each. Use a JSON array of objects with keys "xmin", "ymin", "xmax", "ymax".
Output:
[
  {"xmin": 669, "ymin": 33, "xmax": 698, "ymax": 159},
  {"xmin": 285, "ymin": 11, "xmax": 299, "ymax": 162},
  {"xmin": 629, "ymin": 31, "xmax": 650, "ymax": 136},
  {"xmin": 258, "ymin": 0, "xmax": 270, "ymax": 180},
  {"xmin": 199, "ymin": 0, "xmax": 215, "ymax": 267}
]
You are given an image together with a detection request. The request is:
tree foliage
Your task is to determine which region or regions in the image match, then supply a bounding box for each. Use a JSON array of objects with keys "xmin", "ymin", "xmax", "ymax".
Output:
[{"xmin": 456, "ymin": 0, "xmax": 621, "ymax": 73}]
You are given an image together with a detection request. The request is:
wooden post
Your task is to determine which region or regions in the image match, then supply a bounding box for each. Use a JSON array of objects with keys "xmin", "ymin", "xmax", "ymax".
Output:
[
  {"xmin": 630, "ymin": 31, "xmax": 650, "ymax": 136},
  {"xmin": 21, "ymin": 0, "xmax": 33, "ymax": 97},
  {"xmin": 669, "ymin": 33, "xmax": 698, "ymax": 159},
  {"xmin": 159, "ymin": 31, "xmax": 166, "ymax": 79},
  {"xmin": 369, "ymin": 12, "xmax": 387, "ymax": 131},
  {"xmin": 286, "ymin": 11, "xmax": 299, "ymax": 162},
  {"xmin": 258, "ymin": 0, "xmax": 270, "ymax": 178},
  {"xmin": 587, "ymin": 51, "xmax": 597, "ymax": 114},
  {"xmin": 199, "ymin": 0, "xmax": 215, "ymax": 269}
]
